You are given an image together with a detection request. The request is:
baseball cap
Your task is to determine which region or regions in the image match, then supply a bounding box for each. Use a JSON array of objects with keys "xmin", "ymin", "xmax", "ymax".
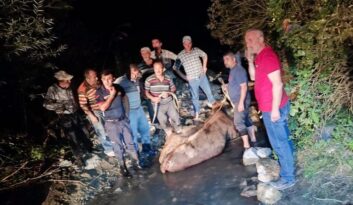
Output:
[
  {"xmin": 182, "ymin": 35, "xmax": 192, "ymax": 43},
  {"xmin": 54, "ymin": 70, "xmax": 73, "ymax": 81}
]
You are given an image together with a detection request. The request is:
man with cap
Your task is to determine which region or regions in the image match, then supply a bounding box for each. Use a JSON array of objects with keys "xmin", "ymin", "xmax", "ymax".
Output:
[
  {"xmin": 43, "ymin": 70, "xmax": 93, "ymax": 166},
  {"xmin": 174, "ymin": 35, "xmax": 217, "ymax": 120}
]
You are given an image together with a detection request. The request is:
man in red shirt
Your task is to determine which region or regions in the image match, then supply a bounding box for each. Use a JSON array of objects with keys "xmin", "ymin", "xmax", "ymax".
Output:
[{"xmin": 245, "ymin": 29, "xmax": 295, "ymax": 190}]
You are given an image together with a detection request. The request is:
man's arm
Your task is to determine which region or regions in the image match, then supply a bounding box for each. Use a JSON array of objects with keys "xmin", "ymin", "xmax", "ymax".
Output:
[
  {"xmin": 198, "ymin": 48, "xmax": 208, "ymax": 73},
  {"xmin": 238, "ymin": 83, "xmax": 247, "ymax": 112},
  {"xmin": 122, "ymin": 94, "xmax": 130, "ymax": 116},
  {"xmin": 172, "ymin": 58, "xmax": 187, "ymax": 81},
  {"xmin": 78, "ymin": 91, "xmax": 98, "ymax": 123},
  {"xmin": 144, "ymin": 80, "xmax": 160, "ymax": 103},
  {"xmin": 268, "ymin": 70, "xmax": 283, "ymax": 122},
  {"xmin": 245, "ymin": 49, "xmax": 255, "ymax": 81},
  {"xmin": 99, "ymin": 87, "xmax": 116, "ymax": 112}
]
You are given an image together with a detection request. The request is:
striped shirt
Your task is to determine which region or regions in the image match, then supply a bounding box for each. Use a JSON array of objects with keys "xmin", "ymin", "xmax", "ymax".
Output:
[
  {"xmin": 77, "ymin": 81, "xmax": 100, "ymax": 113},
  {"xmin": 145, "ymin": 74, "xmax": 175, "ymax": 104},
  {"xmin": 176, "ymin": 47, "xmax": 207, "ymax": 79},
  {"xmin": 114, "ymin": 75, "xmax": 141, "ymax": 109}
]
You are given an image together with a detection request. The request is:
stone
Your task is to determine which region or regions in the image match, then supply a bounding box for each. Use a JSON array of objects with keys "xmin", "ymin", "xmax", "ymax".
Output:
[
  {"xmin": 240, "ymin": 185, "xmax": 257, "ymax": 198},
  {"xmin": 84, "ymin": 155, "xmax": 100, "ymax": 170},
  {"xmin": 243, "ymin": 147, "xmax": 260, "ymax": 166},
  {"xmin": 239, "ymin": 178, "xmax": 247, "ymax": 189},
  {"xmin": 256, "ymin": 148, "xmax": 272, "ymax": 158},
  {"xmin": 184, "ymin": 119, "xmax": 193, "ymax": 126},
  {"xmin": 59, "ymin": 160, "xmax": 73, "ymax": 167},
  {"xmin": 256, "ymin": 159, "xmax": 280, "ymax": 183},
  {"xmin": 257, "ymin": 183, "xmax": 282, "ymax": 204}
]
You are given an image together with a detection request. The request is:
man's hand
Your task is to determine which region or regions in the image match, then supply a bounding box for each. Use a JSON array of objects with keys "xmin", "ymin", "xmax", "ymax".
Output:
[
  {"xmin": 221, "ymin": 84, "xmax": 228, "ymax": 92},
  {"xmin": 237, "ymin": 103, "xmax": 245, "ymax": 112},
  {"xmin": 271, "ymin": 109, "xmax": 280, "ymax": 122},
  {"xmin": 245, "ymin": 49, "xmax": 255, "ymax": 63},
  {"xmin": 152, "ymin": 96, "xmax": 161, "ymax": 103},
  {"xmin": 109, "ymin": 86, "xmax": 117, "ymax": 97},
  {"xmin": 160, "ymin": 92, "xmax": 169, "ymax": 99},
  {"xmin": 89, "ymin": 115, "xmax": 99, "ymax": 124},
  {"xmin": 202, "ymin": 67, "xmax": 207, "ymax": 74}
]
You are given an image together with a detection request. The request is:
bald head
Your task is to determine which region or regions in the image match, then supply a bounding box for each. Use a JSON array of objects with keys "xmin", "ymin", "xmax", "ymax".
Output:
[{"xmin": 245, "ymin": 29, "xmax": 266, "ymax": 55}]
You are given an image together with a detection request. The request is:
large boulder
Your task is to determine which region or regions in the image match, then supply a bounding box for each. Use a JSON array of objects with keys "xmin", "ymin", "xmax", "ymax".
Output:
[
  {"xmin": 243, "ymin": 147, "xmax": 260, "ymax": 166},
  {"xmin": 256, "ymin": 158, "xmax": 280, "ymax": 183},
  {"xmin": 257, "ymin": 183, "xmax": 282, "ymax": 204}
]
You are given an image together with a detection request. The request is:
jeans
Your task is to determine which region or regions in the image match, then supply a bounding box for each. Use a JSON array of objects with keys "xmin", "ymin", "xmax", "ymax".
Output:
[
  {"xmin": 189, "ymin": 74, "xmax": 215, "ymax": 113},
  {"xmin": 233, "ymin": 98, "xmax": 253, "ymax": 136},
  {"xmin": 141, "ymin": 98, "xmax": 157, "ymax": 123},
  {"xmin": 87, "ymin": 110, "xmax": 114, "ymax": 153},
  {"xmin": 262, "ymin": 101, "xmax": 295, "ymax": 182},
  {"xmin": 129, "ymin": 106, "xmax": 151, "ymax": 145}
]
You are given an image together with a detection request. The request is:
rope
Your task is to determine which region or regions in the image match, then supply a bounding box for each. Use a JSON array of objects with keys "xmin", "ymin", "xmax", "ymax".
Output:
[{"xmin": 151, "ymin": 92, "xmax": 180, "ymax": 124}]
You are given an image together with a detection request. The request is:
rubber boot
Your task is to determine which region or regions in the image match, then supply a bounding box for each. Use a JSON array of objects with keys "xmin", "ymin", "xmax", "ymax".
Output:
[{"xmin": 142, "ymin": 143, "xmax": 156, "ymax": 157}]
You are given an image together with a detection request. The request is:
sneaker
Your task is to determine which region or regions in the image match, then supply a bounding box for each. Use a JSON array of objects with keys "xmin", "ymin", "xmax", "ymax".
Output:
[
  {"xmin": 269, "ymin": 178, "xmax": 296, "ymax": 190},
  {"xmin": 207, "ymin": 102, "xmax": 213, "ymax": 108},
  {"xmin": 104, "ymin": 150, "xmax": 115, "ymax": 157}
]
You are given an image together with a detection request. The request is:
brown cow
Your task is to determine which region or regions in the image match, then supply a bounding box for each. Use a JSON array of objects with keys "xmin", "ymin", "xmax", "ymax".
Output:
[{"xmin": 159, "ymin": 109, "xmax": 238, "ymax": 173}]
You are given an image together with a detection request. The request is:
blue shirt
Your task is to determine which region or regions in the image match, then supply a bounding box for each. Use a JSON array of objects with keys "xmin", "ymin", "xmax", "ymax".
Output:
[
  {"xmin": 228, "ymin": 54, "xmax": 250, "ymax": 103},
  {"xmin": 114, "ymin": 75, "xmax": 141, "ymax": 110},
  {"xmin": 96, "ymin": 86, "xmax": 125, "ymax": 120}
]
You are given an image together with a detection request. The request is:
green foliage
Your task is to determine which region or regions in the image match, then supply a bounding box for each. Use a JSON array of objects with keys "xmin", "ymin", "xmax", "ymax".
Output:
[
  {"xmin": 207, "ymin": 0, "xmax": 269, "ymax": 46},
  {"xmin": 31, "ymin": 146, "xmax": 44, "ymax": 160},
  {"xmin": 208, "ymin": 0, "xmax": 353, "ymax": 186},
  {"xmin": 0, "ymin": 0, "xmax": 67, "ymax": 63}
]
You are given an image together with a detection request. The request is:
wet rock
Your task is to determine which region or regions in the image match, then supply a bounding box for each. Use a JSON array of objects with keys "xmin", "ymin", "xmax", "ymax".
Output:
[
  {"xmin": 256, "ymin": 158, "xmax": 280, "ymax": 183},
  {"xmin": 84, "ymin": 154, "xmax": 100, "ymax": 170},
  {"xmin": 240, "ymin": 185, "xmax": 257, "ymax": 198},
  {"xmin": 59, "ymin": 159, "xmax": 73, "ymax": 167},
  {"xmin": 257, "ymin": 183, "xmax": 282, "ymax": 204},
  {"xmin": 80, "ymin": 173, "xmax": 91, "ymax": 178},
  {"xmin": 251, "ymin": 176, "xmax": 258, "ymax": 183},
  {"xmin": 239, "ymin": 178, "xmax": 248, "ymax": 189},
  {"xmin": 184, "ymin": 119, "xmax": 193, "ymax": 126},
  {"xmin": 256, "ymin": 148, "xmax": 272, "ymax": 158},
  {"xmin": 99, "ymin": 159, "xmax": 115, "ymax": 170},
  {"xmin": 243, "ymin": 147, "xmax": 260, "ymax": 166}
]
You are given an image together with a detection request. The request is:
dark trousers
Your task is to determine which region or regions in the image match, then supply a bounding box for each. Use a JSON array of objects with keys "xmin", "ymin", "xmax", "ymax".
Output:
[{"xmin": 59, "ymin": 113, "xmax": 93, "ymax": 159}]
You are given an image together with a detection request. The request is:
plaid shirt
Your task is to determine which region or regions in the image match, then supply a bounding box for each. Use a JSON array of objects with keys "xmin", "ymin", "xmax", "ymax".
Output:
[{"xmin": 176, "ymin": 47, "xmax": 207, "ymax": 79}]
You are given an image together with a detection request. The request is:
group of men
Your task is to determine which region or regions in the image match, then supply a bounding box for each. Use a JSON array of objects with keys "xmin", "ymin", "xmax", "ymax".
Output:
[{"xmin": 43, "ymin": 29, "xmax": 296, "ymax": 190}]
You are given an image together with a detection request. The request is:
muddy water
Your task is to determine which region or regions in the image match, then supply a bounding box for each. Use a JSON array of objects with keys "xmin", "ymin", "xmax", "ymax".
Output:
[{"xmin": 89, "ymin": 138, "xmax": 261, "ymax": 205}]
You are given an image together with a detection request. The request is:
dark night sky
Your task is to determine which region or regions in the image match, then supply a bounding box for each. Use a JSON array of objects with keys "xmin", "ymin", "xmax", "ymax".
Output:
[{"xmin": 71, "ymin": 0, "xmax": 227, "ymax": 68}]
